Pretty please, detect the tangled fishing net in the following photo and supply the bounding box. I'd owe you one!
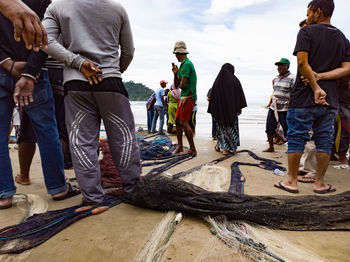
[1,133,350,259]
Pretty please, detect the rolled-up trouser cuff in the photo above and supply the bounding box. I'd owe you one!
[46,183,68,195]
[0,188,16,199]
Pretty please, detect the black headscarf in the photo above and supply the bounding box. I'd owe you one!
[207,63,247,126]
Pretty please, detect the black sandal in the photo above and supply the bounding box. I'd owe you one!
[53,183,80,201]
[0,202,12,209]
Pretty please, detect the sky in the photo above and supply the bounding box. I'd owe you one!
[117,0,350,104]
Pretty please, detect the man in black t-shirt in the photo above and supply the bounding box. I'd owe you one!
[274,0,350,195]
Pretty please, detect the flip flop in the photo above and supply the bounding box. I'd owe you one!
[274,181,299,194]
[297,175,316,183]
[313,184,336,194]
[53,183,80,201]
[0,203,12,209]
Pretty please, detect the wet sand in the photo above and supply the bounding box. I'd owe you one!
[1,135,350,262]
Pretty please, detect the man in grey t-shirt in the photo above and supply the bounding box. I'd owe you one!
[42,0,141,205]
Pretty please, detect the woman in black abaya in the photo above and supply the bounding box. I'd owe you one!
[208,63,247,155]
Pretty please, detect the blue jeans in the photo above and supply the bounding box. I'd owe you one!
[151,105,164,133]
[287,106,337,154]
[147,107,154,132]
[0,68,67,199]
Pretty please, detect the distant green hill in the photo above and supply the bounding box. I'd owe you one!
[123,81,154,101]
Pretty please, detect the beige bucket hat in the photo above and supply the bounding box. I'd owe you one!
[173,41,189,54]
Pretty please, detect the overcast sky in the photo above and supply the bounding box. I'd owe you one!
[117,0,350,104]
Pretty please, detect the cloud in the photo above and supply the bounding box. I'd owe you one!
[117,0,350,104]
[205,0,270,15]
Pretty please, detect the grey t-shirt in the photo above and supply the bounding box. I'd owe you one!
[43,0,135,84]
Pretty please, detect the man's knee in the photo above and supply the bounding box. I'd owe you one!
[287,136,307,154]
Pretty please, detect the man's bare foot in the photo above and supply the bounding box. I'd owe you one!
[276,139,287,145]
[0,197,13,209]
[263,147,274,152]
[223,150,229,155]
[181,149,197,156]
[273,137,281,144]
[338,158,349,165]
[15,174,31,185]
[173,146,184,154]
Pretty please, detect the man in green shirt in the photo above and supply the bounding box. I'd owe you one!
[171,41,197,155]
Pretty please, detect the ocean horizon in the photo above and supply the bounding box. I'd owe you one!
[127,101,269,149]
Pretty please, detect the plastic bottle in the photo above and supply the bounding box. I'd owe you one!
[273,168,285,176]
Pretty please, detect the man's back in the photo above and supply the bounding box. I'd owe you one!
[43,0,134,83]
[291,24,350,108]
[154,88,165,107]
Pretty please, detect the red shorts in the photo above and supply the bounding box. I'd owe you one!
[176,96,195,122]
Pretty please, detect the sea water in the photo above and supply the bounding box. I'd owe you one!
[125,101,269,148]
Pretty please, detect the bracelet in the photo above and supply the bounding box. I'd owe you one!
[0,57,11,65]
[9,61,15,75]
[20,73,37,81]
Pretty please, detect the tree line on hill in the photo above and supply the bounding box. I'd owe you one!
[123,81,154,101]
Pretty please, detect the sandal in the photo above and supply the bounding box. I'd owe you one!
[274,181,299,194]
[313,184,336,194]
[297,175,316,183]
[0,197,13,209]
[53,183,80,201]
[0,203,12,209]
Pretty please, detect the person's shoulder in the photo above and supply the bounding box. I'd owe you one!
[288,72,296,79]
[46,0,68,11]
[48,0,66,7]
[185,59,194,66]
[106,0,128,14]
[184,59,196,71]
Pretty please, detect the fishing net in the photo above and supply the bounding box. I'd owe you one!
[1,137,350,256]
[196,216,326,262]
[0,195,121,254]
[136,132,177,160]
[135,163,326,262]
[100,133,194,194]
[123,174,350,231]
[100,140,124,195]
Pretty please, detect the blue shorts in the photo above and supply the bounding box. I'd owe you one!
[287,107,337,154]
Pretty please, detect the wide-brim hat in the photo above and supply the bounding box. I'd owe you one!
[275,58,290,65]
[173,41,189,54]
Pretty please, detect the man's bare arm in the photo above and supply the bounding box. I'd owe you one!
[172,63,180,87]
[317,62,350,81]
[297,51,328,106]
[179,77,188,90]
[0,0,47,51]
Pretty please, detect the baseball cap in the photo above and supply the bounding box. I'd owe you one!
[160,80,168,84]
[275,58,290,65]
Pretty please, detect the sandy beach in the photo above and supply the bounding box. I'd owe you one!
[1,135,350,262]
